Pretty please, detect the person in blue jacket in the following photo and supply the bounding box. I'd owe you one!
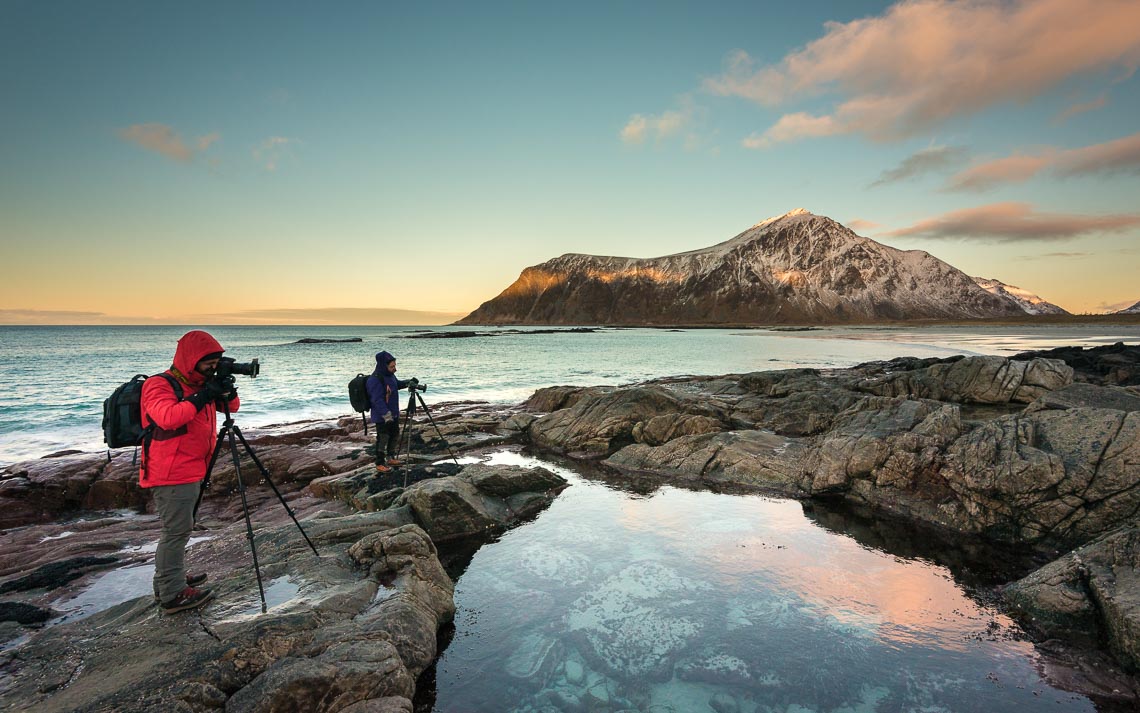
[366,350,410,472]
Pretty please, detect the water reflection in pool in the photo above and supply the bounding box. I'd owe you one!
[429,452,1095,712]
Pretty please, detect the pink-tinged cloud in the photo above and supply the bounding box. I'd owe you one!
[119,124,220,162]
[118,123,193,161]
[705,0,1140,145]
[1101,298,1140,313]
[196,132,220,151]
[1053,94,1109,124]
[253,136,299,171]
[742,112,839,148]
[845,218,881,233]
[620,111,687,144]
[885,202,1140,242]
[948,132,1140,190]
[621,98,702,146]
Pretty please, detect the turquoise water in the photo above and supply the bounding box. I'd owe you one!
[431,452,1098,713]
[1,324,1137,466]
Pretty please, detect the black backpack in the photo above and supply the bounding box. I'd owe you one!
[103,373,183,453]
[348,373,371,434]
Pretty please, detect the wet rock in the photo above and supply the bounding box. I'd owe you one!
[1011,342,1140,387]
[0,556,120,595]
[607,430,810,495]
[522,386,605,414]
[563,659,584,685]
[1005,526,1140,671]
[565,562,711,681]
[1027,382,1140,413]
[529,385,718,457]
[709,692,741,713]
[314,462,568,544]
[856,356,1073,404]
[0,513,453,713]
[463,463,564,498]
[0,452,113,529]
[676,651,754,686]
[505,632,563,691]
[0,601,53,625]
[942,408,1140,545]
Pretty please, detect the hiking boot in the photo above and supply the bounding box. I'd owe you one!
[386,457,403,467]
[375,464,392,474]
[186,572,208,587]
[161,586,214,615]
[154,573,210,602]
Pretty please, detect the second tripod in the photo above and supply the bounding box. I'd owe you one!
[394,384,460,484]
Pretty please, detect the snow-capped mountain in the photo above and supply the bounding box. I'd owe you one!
[972,277,1068,315]
[1116,300,1140,314]
[457,209,1030,325]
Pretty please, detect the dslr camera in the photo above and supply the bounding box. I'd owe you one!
[408,376,426,392]
[216,356,260,379]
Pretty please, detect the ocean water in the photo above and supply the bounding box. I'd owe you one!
[1,324,1137,467]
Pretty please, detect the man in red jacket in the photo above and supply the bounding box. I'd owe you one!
[140,330,238,614]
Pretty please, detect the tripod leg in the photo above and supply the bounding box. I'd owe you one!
[195,423,230,521]
[397,400,416,487]
[416,393,461,465]
[225,426,267,614]
[231,425,320,557]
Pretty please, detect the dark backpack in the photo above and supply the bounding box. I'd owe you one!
[348,373,371,434]
[103,373,183,452]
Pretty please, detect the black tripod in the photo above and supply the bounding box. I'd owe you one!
[396,385,460,485]
[199,398,320,614]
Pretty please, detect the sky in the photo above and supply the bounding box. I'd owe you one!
[2,0,1139,324]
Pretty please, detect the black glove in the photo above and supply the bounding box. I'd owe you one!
[218,382,237,404]
[185,389,212,411]
[186,378,231,411]
[205,377,232,401]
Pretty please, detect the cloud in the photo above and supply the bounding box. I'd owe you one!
[118,123,219,162]
[884,202,1140,242]
[742,112,840,148]
[1099,298,1140,313]
[0,309,107,324]
[202,307,464,325]
[196,133,220,151]
[118,124,193,161]
[1053,94,1109,124]
[621,99,697,145]
[704,0,1140,145]
[0,307,465,326]
[947,131,1140,191]
[253,136,299,171]
[870,145,968,187]
[845,218,881,233]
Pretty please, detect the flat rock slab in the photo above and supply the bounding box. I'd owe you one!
[0,511,453,713]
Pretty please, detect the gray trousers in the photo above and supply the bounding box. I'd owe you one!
[152,481,202,602]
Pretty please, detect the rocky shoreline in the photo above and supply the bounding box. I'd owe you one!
[0,342,1137,711]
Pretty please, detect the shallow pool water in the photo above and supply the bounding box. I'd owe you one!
[428,452,1096,713]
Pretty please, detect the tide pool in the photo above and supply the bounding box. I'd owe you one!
[427,452,1097,712]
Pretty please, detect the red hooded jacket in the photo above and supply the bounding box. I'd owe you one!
[139,330,240,488]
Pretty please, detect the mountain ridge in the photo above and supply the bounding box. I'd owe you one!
[457,210,1052,326]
